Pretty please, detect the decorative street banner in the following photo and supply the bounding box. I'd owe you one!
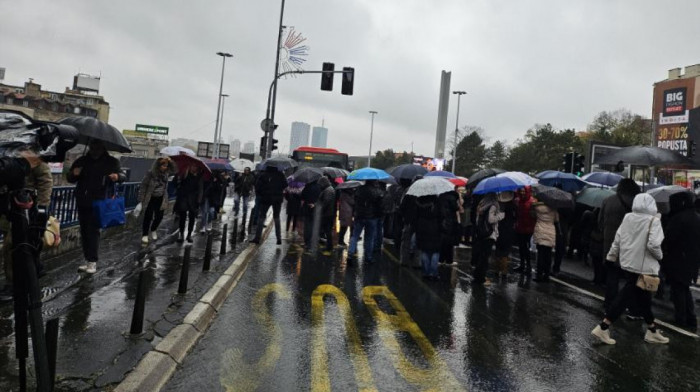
[135,124,169,135]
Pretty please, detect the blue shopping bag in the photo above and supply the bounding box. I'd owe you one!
[93,184,126,229]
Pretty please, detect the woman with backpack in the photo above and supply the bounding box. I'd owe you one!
[473,193,504,286]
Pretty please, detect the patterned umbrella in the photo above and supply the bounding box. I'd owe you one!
[406,177,455,197]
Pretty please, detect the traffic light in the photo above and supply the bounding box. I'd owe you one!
[271,137,278,151]
[562,152,573,173]
[341,67,354,96]
[689,139,697,158]
[574,153,585,176]
[321,62,334,91]
[260,135,267,157]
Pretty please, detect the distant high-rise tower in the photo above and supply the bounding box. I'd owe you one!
[290,122,310,151]
[243,141,255,154]
[434,70,451,158]
[229,138,241,158]
[311,126,328,148]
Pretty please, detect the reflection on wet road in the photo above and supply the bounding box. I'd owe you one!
[165,235,700,392]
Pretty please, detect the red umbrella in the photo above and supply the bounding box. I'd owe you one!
[449,176,468,187]
[171,154,212,180]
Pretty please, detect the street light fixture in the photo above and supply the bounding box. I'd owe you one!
[368,111,378,167]
[451,91,467,173]
[213,52,233,159]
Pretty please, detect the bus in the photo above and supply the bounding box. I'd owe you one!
[291,146,350,170]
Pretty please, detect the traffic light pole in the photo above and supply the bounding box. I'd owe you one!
[261,69,350,159]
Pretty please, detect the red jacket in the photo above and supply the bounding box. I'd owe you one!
[515,186,536,235]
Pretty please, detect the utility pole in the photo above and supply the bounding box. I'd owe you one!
[263,0,286,159]
[213,52,232,159]
[451,91,466,173]
[368,110,377,167]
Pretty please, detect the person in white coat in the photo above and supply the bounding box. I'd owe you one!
[591,193,669,345]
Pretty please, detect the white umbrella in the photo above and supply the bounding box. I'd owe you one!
[405,177,455,197]
[161,146,195,157]
[230,158,254,172]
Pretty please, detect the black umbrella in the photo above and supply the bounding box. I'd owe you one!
[321,166,349,178]
[594,145,695,167]
[532,184,575,209]
[337,180,363,190]
[58,116,132,153]
[260,157,298,171]
[389,164,428,180]
[466,168,506,188]
[292,167,324,184]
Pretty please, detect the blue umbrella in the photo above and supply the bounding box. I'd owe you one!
[536,170,587,192]
[473,172,536,195]
[581,172,623,187]
[424,170,456,178]
[347,167,391,181]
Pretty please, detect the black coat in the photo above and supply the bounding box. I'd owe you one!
[301,181,321,217]
[439,191,460,244]
[0,157,30,189]
[67,153,125,209]
[206,176,229,209]
[234,173,255,196]
[599,192,635,257]
[255,169,287,204]
[664,205,700,283]
[414,195,441,252]
[354,184,383,220]
[175,173,203,212]
[495,201,517,253]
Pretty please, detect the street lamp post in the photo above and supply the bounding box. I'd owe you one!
[218,94,229,155]
[213,52,232,159]
[368,111,377,167]
[451,91,467,173]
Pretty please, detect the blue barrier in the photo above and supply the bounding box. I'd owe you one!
[48,182,176,228]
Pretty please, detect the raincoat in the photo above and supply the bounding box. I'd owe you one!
[532,203,558,247]
[515,186,536,235]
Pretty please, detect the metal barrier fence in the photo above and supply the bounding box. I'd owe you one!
[49,181,177,228]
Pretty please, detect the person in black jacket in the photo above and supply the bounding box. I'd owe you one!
[664,191,700,331]
[348,180,383,263]
[67,140,125,274]
[318,176,336,253]
[438,190,460,265]
[301,179,322,250]
[233,167,255,215]
[251,166,287,245]
[415,195,441,280]
[175,165,204,243]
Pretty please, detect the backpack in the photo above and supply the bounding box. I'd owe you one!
[476,206,494,238]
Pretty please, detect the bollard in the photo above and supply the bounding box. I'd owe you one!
[178,246,192,294]
[231,218,238,246]
[220,224,228,254]
[45,318,59,391]
[130,269,148,334]
[203,233,213,271]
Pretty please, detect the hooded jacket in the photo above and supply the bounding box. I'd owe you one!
[607,193,664,275]
[599,179,640,258]
[532,202,558,247]
[662,191,700,282]
[139,158,176,211]
[515,186,536,235]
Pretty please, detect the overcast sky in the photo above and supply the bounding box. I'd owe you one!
[2,0,700,156]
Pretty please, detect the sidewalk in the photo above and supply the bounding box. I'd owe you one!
[0,199,257,391]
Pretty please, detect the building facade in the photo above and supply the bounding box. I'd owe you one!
[229,138,241,158]
[311,126,328,148]
[243,141,255,154]
[0,75,110,123]
[290,121,310,151]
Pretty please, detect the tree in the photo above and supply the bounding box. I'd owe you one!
[371,149,396,169]
[504,123,583,174]
[585,109,652,146]
[451,130,487,177]
[485,140,509,169]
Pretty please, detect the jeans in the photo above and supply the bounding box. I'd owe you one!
[254,201,282,241]
[473,238,494,284]
[234,193,249,215]
[605,271,654,324]
[142,196,164,236]
[78,206,100,263]
[348,218,378,261]
[200,199,215,229]
[421,251,439,277]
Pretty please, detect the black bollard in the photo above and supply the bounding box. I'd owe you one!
[220,224,228,255]
[203,233,213,271]
[231,218,238,246]
[130,269,148,334]
[45,318,59,391]
[178,246,192,294]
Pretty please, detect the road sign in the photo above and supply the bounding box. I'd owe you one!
[261,118,275,133]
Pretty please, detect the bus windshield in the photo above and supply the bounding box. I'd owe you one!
[291,147,349,170]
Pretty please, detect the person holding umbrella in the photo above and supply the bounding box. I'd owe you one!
[284,178,304,233]
[318,176,337,254]
[514,186,536,275]
[531,198,559,283]
[67,140,126,274]
[337,185,357,247]
[233,167,255,216]
[250,165,287,245]
[473,193,504,286]
[174,164,204,243]
[137,157,176,245]
[348,180,384,263]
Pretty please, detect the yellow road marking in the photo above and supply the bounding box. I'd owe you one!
[220,283,291,392]
[311,284,377,392]
[362,286,465,391]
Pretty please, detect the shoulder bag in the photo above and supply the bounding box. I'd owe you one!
[93,183,126,229]
[636,217,660,292]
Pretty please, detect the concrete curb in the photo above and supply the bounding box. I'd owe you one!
[114,215,273,392]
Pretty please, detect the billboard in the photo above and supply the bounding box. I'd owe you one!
[135,124,169,135]
[197,141,230,159]
[663,87,687,116]
[412,155,445,172]
[73,74,100,92]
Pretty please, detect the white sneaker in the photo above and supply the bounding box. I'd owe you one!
[644,329,670,344]
[85,262,97,274]
[150,231,158,241]
[591,325,616,345]
[77,263,89,272]
[206,222,213,231]
[141,236,149,244]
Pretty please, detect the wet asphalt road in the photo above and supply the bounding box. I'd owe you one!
[164,230,700,392]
